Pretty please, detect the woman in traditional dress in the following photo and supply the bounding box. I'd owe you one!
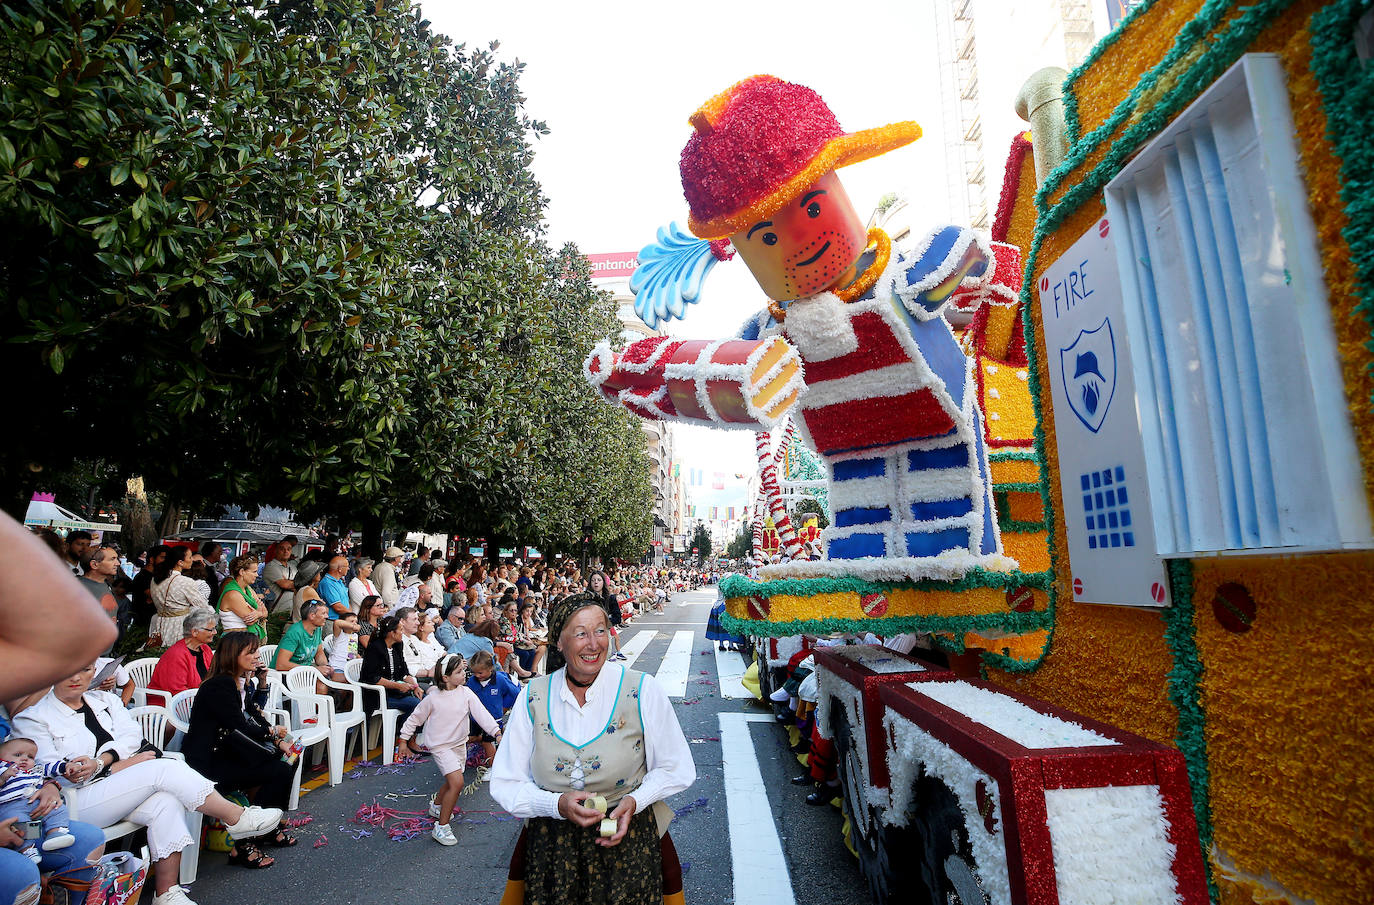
[491,593,695,905]
[705,588,745,652]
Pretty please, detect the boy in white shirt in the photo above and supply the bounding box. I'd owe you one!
[324,612,361,681]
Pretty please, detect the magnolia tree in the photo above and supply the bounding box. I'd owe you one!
[0,0,651,555]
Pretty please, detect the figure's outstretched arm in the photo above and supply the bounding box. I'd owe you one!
[584,333,804,430]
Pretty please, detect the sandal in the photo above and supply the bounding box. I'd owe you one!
[228,840,275,868]
[265,828,298,848]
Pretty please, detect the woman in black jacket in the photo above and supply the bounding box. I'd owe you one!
[358,615,424,720]
[587,570,625,661]
[183,632,298,867]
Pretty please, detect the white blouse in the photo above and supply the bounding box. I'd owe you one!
[348,577,377,610]
[490,664,695,820]
[13,690,144,778]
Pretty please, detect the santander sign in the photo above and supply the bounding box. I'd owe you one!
[585,252,640,281]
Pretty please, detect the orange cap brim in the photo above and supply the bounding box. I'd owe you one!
[687,121,922,240]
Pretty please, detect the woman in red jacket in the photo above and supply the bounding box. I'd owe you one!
[147,609,218,706]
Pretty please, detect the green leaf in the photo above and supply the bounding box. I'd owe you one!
[110,161,130,186]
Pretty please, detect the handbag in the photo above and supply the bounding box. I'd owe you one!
[221,727,277,761]
[42,851,147,905]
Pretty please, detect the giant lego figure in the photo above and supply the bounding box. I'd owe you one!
[586,75,1018,579]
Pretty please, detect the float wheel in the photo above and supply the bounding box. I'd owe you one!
[831,702,918,904]
[908,774,989,905]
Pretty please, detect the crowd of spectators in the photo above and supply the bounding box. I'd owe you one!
[3,519,715,901]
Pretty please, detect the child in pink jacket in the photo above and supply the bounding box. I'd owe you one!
[398,654,501,846]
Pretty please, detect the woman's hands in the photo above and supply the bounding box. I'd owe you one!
[597,795,635,848]
[108,751,156,774]
[556,791,604,828]
[29,782,62,818]
[63,756,100,784]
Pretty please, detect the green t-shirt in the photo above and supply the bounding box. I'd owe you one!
[280,620,324,666]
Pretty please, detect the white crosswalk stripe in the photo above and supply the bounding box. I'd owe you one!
[720,712,798,904]
[616,629,657,668]
[713,645,751,699]
[655,630,695,697]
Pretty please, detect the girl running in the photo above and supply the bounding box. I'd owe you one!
[397,654,502,846]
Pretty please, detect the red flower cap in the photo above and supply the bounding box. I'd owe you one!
[680,75,922,240]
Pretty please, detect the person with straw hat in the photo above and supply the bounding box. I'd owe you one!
[585,75,1010,576]
[490,592,695,905]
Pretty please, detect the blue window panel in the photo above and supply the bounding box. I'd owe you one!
[1086,515,1095,531]
[1118,486,1129,505]
[1092,472,1101,488]
[1098,534,1109,547]
[1110,533,1122,547]
[905,528,970,557]
[1080,473,1091,491]
[1121,510,1132,527]
[1105,489,1116,506]
[1083,495,1094,511]
[835,507,891,528]
[908,445,969,471]
[833,458,886,482]
[1095,492,1104,508]
[829,533,886,560]
[1102,469,1114,486]
[1108,511,1119,528]
[911,498,974,521]
[1115,465,1125,483]
[1123,532,1135,546]
[1089,535,1098,549]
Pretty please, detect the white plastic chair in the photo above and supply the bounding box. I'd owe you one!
[166,690,196,735]
[257,644,279,673]
[124,657,161,706]
[281,667,362,787]
[345,659,401,766]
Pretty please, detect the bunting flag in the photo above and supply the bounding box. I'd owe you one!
[709,506,718,519]
[727,506,736,519]
[672,463,680,478]
[689,468,703,486]
[712,472,725,489]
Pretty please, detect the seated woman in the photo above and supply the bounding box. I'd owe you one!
[356,595,388,651]
[358,615,425,722]
[495,601,532,680]
[13,663,283,905]
[146,609,218,709]
[215,554,267,640]
[403,611,447,683]
[148,545,212,650]
[514,602,547,677]
[183,633,300,869]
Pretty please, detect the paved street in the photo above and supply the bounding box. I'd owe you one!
[189,589,864,904]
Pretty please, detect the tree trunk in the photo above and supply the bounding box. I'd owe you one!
[487,530,507,569]
[361,513,384,560]
[155,500,181,541]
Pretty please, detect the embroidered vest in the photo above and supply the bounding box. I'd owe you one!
[526,667,673,835]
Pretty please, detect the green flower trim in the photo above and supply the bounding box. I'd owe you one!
[720,607,1053,642]
[1161,558,1218,901]
[988,448,1038,462]
[997,517,1048,534]
[1061,0,1165,144]
[719,567,1053,601]
[991,481,1042,494]
[1036,0,1291,252]
[1311,0,1374,388]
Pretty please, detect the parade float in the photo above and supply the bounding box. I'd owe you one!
[586,3,1374,898]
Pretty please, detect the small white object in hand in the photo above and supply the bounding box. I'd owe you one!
[599,818,617,838]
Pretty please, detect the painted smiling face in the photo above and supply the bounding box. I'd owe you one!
[730,170,868,302]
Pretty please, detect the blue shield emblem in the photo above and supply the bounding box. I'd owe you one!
[1059,318,1117,434]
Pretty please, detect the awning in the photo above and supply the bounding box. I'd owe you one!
[24,496,122,533]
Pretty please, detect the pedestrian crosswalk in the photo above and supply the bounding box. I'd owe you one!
[655,630,695,697]
[616,628,657,668]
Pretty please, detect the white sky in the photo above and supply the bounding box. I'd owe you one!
[420,0,1098,516]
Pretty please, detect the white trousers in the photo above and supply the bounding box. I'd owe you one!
[70,759,215,861]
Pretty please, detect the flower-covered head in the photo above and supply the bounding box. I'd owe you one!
[679,75,921,302]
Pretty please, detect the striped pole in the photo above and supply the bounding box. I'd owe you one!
[756,421,805,561]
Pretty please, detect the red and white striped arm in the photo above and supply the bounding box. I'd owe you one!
[585,333,804,430]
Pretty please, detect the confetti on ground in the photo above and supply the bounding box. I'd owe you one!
[688,737,720,743]
[681,861,691,874]
[680,697,702,705]
[699,670,710,675]
[673,797,711,818]
[312,835,328,848]
[282,814,314,828]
